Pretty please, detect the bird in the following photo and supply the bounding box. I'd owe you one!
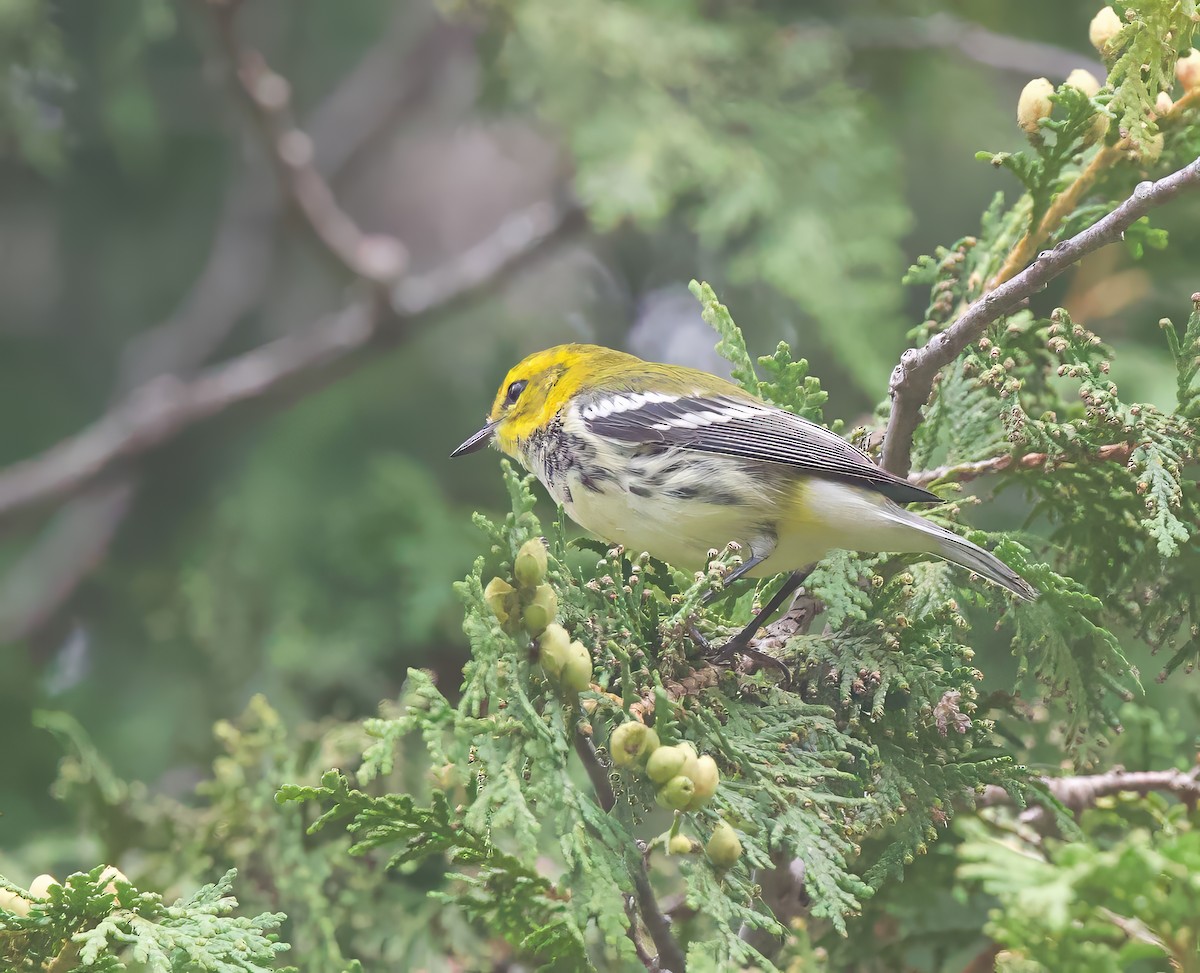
[451,343,1036,667]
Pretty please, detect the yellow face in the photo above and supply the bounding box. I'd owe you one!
[487,346,582,454]
[451,344,611,460]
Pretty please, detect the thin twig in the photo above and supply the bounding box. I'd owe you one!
[627,666,721,723]
[606,593,821,723]
[391,200,572,316]
[573,729,686,973]
[909,441,1134,488]
[987,90,1200,291]
[750,589,822,654]
[625,898,658,972]
[630,861,685,973]
[988,144,1121,290]
[574,727,617,812]
[881,153,1200,477]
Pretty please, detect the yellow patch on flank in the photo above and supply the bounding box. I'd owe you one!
[783,476,819,529]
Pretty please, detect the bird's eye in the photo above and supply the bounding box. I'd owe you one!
[505,379,528,405]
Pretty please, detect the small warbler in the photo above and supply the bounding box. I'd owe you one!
[453,344,1036,662]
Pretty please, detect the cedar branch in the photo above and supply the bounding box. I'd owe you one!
[988,89,1200,291]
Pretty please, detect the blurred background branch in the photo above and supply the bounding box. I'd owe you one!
[210,0,408,285]
[0,9,471,646]
[845,13,1105,79]
[978,765,1200,826]
[0,198,575,535]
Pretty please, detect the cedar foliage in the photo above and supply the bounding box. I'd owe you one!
[3,1,1200,971]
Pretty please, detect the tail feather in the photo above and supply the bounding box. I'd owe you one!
[798,480,1038,600]
[877,504,1037,600]
[929,526,1037,601]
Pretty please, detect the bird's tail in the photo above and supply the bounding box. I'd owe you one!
[933,528,1037,600]
[887,507,1038,601]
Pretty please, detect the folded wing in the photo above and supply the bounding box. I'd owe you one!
[579,392,938,505]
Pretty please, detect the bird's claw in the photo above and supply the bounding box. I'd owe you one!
[687,621,791,682]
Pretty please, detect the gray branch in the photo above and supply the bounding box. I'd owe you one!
[208,0,407,284]
[881,154,1200,477]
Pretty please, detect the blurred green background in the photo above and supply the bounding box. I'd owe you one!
[1,0,1197,889]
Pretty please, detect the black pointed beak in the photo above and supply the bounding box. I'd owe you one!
[450,419,499,458]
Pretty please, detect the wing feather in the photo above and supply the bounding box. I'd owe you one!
[581,393,938,504]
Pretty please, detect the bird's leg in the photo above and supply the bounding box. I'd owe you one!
[713,569,809,668]
[689,568,811,680]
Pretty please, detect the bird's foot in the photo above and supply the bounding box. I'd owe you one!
[687,620,791,682]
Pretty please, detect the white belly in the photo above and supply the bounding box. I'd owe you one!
[560,473,763,569]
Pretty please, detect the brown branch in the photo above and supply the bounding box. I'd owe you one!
[988,144,1121,290]
[574,727,617,812]
[617,591,821,721]
[909,441,1135,488]
[977,765,1200,816]
[880,153,1200,477]
[628,666,721,723]
[624,898,658,972]
[751,589,822,653]
[629,861,686,973]
[987,90,1200,292]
